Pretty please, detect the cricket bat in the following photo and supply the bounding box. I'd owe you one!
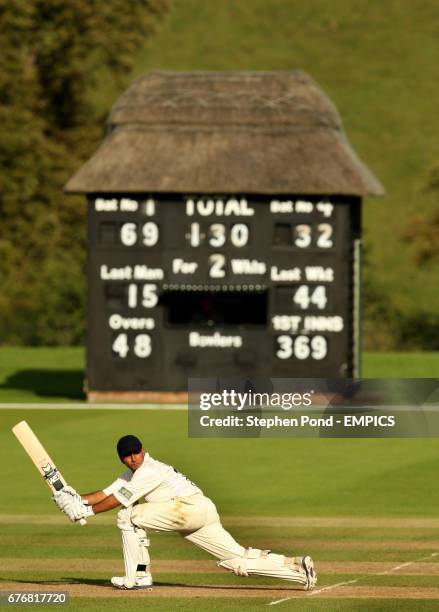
[12,420,86,525]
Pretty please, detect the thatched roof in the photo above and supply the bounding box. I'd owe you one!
[65,71,384,196]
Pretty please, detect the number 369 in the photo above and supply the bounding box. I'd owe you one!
[276,335,327,360]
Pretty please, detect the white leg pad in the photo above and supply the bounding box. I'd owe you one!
[218,548,307,585]
[120,530,140,587]
[117,508,151,587]
[136,527,151,567]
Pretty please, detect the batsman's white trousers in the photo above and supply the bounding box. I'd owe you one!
[131,492,244,559]
[130,493,308,585]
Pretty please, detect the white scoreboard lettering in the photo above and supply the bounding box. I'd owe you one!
[186,223,250,247]
[120,222,159,247]
[276,335,328,360]
[112,333,152,359]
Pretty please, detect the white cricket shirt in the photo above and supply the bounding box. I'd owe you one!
[103,453,202,507]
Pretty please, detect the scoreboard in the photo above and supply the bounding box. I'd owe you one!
[87,193,361,393]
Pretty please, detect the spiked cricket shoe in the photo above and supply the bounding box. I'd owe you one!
[111,573,153,590]
[301,556,317,590]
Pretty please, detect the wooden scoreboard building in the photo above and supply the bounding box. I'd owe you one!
[65,71,384,401]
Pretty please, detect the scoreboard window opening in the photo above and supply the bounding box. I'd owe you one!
[160,289,268,327]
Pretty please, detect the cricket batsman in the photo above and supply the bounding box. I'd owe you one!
[53,434,317,590]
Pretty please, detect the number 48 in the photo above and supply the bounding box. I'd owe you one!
[112,333,152,358]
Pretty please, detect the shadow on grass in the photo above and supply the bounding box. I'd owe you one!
[0,369,85,400]
[0,577,108,588]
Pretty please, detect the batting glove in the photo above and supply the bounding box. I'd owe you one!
[66,499,94,523]
[52,490,78,514]
[61,485,82,503]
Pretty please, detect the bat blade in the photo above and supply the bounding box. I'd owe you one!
[12,420,86,525]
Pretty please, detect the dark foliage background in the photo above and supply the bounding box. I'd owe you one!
[0,0,169,344]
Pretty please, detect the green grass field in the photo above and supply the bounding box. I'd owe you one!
[0,349,437,609]
[1,407,439,611]
[0,347,437,402]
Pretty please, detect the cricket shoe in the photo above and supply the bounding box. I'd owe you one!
[301,556,317,590]
[111,573,153,590]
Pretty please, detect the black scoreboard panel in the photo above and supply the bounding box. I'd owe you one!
[87,195,361,392]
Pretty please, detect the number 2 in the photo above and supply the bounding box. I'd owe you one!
[208,254,226,278]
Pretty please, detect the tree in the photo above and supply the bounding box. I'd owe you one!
[392,164,439,350]
[404,164,439,264]
[0,0,169,345]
